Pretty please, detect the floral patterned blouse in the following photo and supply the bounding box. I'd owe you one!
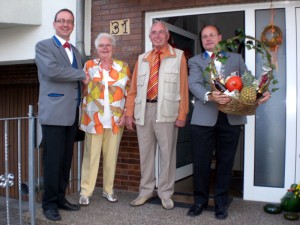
[80,58,130,134]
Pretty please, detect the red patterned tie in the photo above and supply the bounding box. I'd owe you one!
[63,42,71,50]
[211,53,215,59]
[147,51,161,100]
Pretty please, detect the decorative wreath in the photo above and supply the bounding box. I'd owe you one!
[261,24,283,49]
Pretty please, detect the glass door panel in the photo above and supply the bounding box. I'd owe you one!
[254,8,286,188]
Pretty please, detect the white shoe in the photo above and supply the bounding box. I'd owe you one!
[79,195,89,206]
[102,192,118,202]
[161,198,174,210]
[130,194,153,206]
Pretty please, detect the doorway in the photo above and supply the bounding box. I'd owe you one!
[161,22,198,181]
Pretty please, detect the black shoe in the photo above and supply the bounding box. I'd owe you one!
[187,203,208,217]
[43,209,61,221]
[215,205,228,220]
[58,200,80,211]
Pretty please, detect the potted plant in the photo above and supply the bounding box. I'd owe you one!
[281,183,300,212]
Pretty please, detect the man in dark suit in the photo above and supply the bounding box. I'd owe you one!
[35,8,89,221]
[187,25,270,220]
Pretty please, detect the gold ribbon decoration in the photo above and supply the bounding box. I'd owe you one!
[260,2,282,70]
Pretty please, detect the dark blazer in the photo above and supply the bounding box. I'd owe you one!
[188,52,247,126]
[35,37,85,126]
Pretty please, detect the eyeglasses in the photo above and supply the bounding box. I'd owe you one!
[98,44,112,48]
[55,19,74,25]
[150,30,166,36]
[201,33,218,40]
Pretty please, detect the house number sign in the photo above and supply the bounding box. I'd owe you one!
[110,19,130,35]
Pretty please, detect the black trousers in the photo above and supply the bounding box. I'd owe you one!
[191,111,241,207]
[41,109,78,210]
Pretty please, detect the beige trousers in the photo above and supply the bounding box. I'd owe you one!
[136,103,178,199]
[80,128,123,197]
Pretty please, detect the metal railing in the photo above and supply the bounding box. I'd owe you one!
[0,105,83,225]
[1,114,29,225]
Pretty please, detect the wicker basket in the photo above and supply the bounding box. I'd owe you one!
[210,83,259,116]
[217,98,258,116]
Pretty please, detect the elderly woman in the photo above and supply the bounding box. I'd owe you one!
[79,33,130,205]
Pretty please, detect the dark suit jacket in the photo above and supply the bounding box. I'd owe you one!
[188,52,247,126]
[35,36,85,126]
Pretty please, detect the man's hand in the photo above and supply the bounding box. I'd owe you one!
[208,91,231,105]
[82,71,90,85]
[258,91,271,105]
[175,119,186,127]
[115,114,125,127]
[125,116,136,131]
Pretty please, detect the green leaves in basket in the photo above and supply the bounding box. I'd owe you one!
[270,80,279,93]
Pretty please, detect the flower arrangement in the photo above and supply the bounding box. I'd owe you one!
[291,184,300,198]
[205,29,278,116]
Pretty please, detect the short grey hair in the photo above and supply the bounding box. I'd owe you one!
[150,21,169,33]
[94,32,116,49]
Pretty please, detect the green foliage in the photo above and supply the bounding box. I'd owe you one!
[242,71,255,86]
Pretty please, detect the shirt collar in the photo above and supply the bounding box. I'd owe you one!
[153,45,168,55]
[153,44,176,57]
[55,34,69,46]
[204,51,227,59]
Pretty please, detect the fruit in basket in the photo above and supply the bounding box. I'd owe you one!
[256,73,269,100]
[213,78,227,92]
[240,71,257,103]
[225,76,243,92]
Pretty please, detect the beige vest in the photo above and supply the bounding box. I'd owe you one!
[134,46,183,126]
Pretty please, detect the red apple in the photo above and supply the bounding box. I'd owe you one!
[225,76,243,92]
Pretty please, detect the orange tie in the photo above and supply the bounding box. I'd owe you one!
[147,51,161,100]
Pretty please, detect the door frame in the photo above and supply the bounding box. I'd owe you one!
[296,7,300,184]
[145,1,299,202]
[160,21,197,181]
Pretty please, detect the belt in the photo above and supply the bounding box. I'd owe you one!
[146,99,157,103]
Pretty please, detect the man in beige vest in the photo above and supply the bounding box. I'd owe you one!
[125,21,189,210]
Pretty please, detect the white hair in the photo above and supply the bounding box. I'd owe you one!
[150,21,169,33]
[94,32,116,48]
